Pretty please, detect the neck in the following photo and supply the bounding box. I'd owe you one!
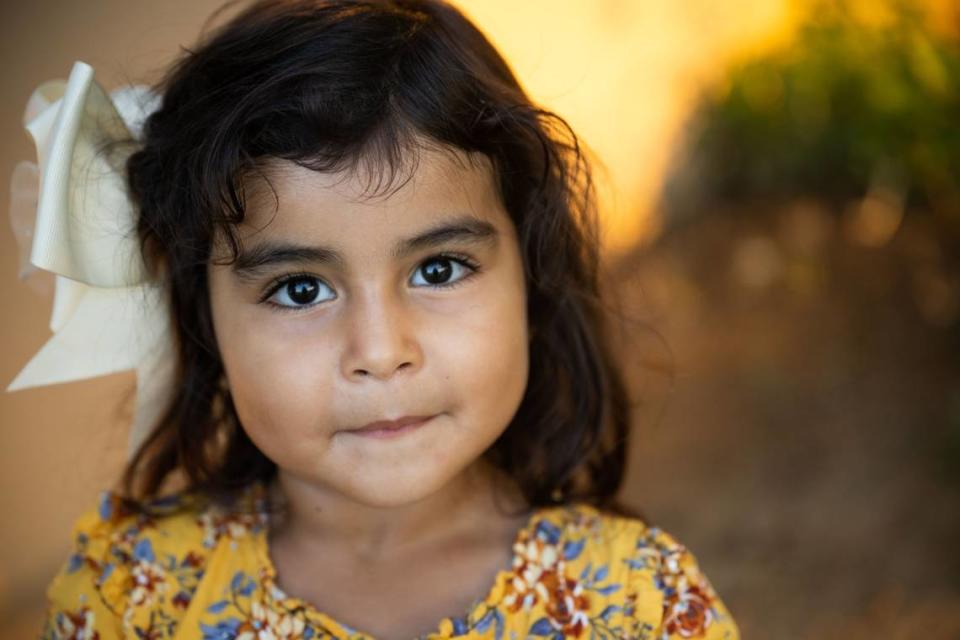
[265,459,528,564]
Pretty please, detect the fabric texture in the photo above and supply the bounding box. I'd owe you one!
[7,60,174,458]
[40,482,739,640]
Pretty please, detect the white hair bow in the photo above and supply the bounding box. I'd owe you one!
[6,61,175,460]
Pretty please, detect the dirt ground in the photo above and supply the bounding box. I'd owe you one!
[612,203,960,638]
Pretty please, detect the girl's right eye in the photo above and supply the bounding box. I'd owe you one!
[262,275,335,310]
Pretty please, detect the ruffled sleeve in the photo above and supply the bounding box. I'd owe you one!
[39,488,207,640]
[627,524,741,639]
[40,496,129,639]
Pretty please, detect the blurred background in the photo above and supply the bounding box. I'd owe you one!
[2,0,959,637]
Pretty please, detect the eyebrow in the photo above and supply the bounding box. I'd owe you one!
[231,215,499,282]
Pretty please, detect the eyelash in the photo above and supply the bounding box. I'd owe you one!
[258,252,482,312]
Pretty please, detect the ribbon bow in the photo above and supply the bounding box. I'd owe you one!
[6,61,175,459]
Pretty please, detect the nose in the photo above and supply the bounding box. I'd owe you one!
[341,286,422,381]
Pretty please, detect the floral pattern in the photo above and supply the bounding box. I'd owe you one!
[48,605,99,640]
[624,527,736,640]
[41,482,739,640]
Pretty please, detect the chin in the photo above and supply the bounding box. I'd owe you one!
[336,466,460,509]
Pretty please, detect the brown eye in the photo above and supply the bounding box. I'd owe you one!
[411,255,476,288]
[420,258,453,284]
[267,275,334,309]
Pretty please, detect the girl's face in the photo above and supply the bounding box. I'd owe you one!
[207,146,530,507]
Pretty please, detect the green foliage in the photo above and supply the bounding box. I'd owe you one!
[666,0,960,240]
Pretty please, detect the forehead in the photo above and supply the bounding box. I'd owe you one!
[236,145,505,242]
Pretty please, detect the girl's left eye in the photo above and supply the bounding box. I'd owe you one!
[410,254,479,288]
[260,254,479,312]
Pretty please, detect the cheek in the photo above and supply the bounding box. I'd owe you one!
[210,292,338,456]
[433,277,530,431]
[226,338,335,429]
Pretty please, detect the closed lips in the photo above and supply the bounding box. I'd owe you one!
[352,415,433,432]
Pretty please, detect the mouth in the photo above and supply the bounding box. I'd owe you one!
[344,415,436,439]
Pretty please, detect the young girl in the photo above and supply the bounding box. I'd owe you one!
[22,1,740,638]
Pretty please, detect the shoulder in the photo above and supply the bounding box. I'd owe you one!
[519,502,740,640]
[41,483,266,639]
[625,519,740,639]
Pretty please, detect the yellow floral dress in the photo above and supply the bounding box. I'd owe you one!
[41,481,740,640]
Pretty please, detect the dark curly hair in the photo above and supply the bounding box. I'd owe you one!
[120,0,640,519]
